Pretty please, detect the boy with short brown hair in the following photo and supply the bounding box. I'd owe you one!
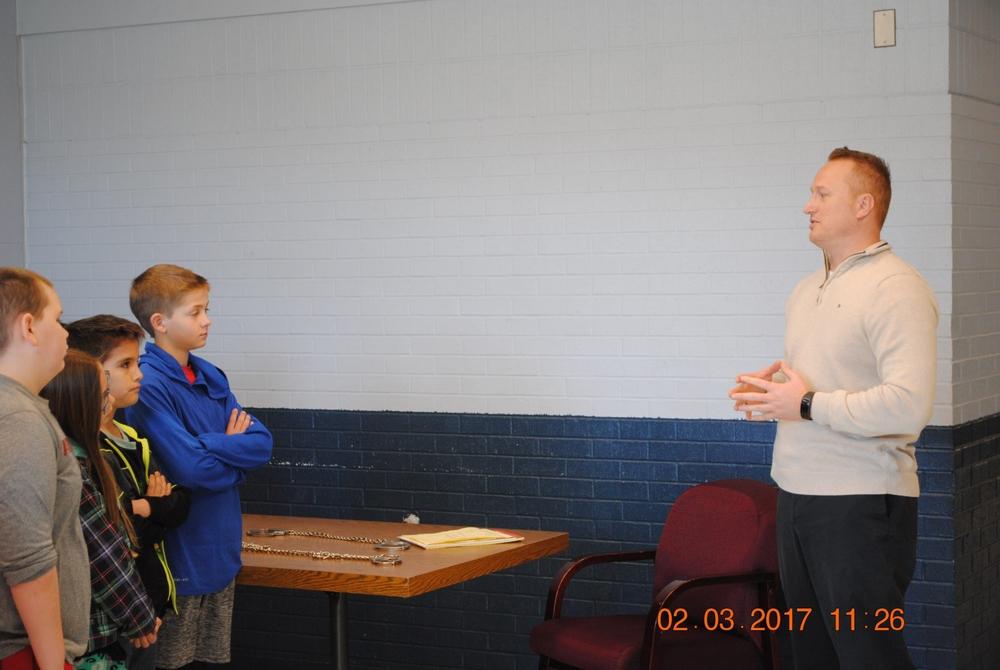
[0,267,88,670]
[124,265,272,669]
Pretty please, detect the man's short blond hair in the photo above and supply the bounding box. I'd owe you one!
[827,146,892,228]
[130,264,210,336]
[0,267,54,353]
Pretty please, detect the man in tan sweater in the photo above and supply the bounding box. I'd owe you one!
[731,148,938,669]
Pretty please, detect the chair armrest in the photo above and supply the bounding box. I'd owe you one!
[653,571,777,612]
[640,571,778,670]
[544,549,656,620]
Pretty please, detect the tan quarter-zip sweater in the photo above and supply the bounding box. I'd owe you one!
[771,241,939,497]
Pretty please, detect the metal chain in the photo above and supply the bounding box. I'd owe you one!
[283,529,391,544]
[241,541,376,562]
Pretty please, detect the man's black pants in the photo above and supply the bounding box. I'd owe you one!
[776,490,918,670]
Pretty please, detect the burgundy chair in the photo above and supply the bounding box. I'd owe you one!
[530,479,779,670]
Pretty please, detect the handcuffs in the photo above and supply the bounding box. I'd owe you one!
[244,528,409,565]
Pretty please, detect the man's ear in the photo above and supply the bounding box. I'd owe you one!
[18,312,39,346]
[855,193,875,221]
[149,312,167,335]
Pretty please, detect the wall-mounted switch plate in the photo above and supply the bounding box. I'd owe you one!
[874,9,896,47]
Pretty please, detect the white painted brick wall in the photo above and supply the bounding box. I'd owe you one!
[950,0,1000,424]
[21,0,958,422]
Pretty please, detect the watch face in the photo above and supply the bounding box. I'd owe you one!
[800,392,814,420]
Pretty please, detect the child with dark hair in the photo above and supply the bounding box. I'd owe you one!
[41,350,159,669]
[67,316,190,669]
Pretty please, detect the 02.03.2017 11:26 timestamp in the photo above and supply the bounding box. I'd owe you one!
[656,607,906,632]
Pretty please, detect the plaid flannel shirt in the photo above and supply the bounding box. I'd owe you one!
[76,450,156,651]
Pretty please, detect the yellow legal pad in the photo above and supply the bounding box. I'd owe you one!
[399,527,525,550]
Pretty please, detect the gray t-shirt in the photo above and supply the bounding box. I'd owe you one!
[0,374,89,662]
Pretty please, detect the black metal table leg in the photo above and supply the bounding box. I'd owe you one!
[328,592,348,669]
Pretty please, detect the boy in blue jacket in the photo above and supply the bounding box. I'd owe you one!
[123,264,272,670]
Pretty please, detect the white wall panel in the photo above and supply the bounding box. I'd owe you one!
[21,0,957,422]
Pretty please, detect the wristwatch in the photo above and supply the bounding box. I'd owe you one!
[800,391,816,421]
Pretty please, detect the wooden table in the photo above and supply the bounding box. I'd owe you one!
[237,514,569,669]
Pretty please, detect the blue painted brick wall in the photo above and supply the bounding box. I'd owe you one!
[953,413,1000,670]
[232,410,969,670]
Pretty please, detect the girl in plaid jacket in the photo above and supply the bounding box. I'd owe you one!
[42,351,158,669]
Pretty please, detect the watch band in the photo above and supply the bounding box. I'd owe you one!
[800,391,816,421]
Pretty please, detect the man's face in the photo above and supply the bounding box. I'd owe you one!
[34,284,69,381]
[803,160,862,250]
[103,339,143,409]
[160,287,211,352]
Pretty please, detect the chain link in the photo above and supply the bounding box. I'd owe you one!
[283,529,391,544]
[242,540,376,562]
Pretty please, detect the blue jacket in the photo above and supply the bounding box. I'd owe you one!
[124,342,272,595]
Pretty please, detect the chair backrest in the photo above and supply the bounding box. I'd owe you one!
[652,479,778,619]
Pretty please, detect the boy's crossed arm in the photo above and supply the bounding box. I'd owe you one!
[207,397,272,470]
[127,384,272,492]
